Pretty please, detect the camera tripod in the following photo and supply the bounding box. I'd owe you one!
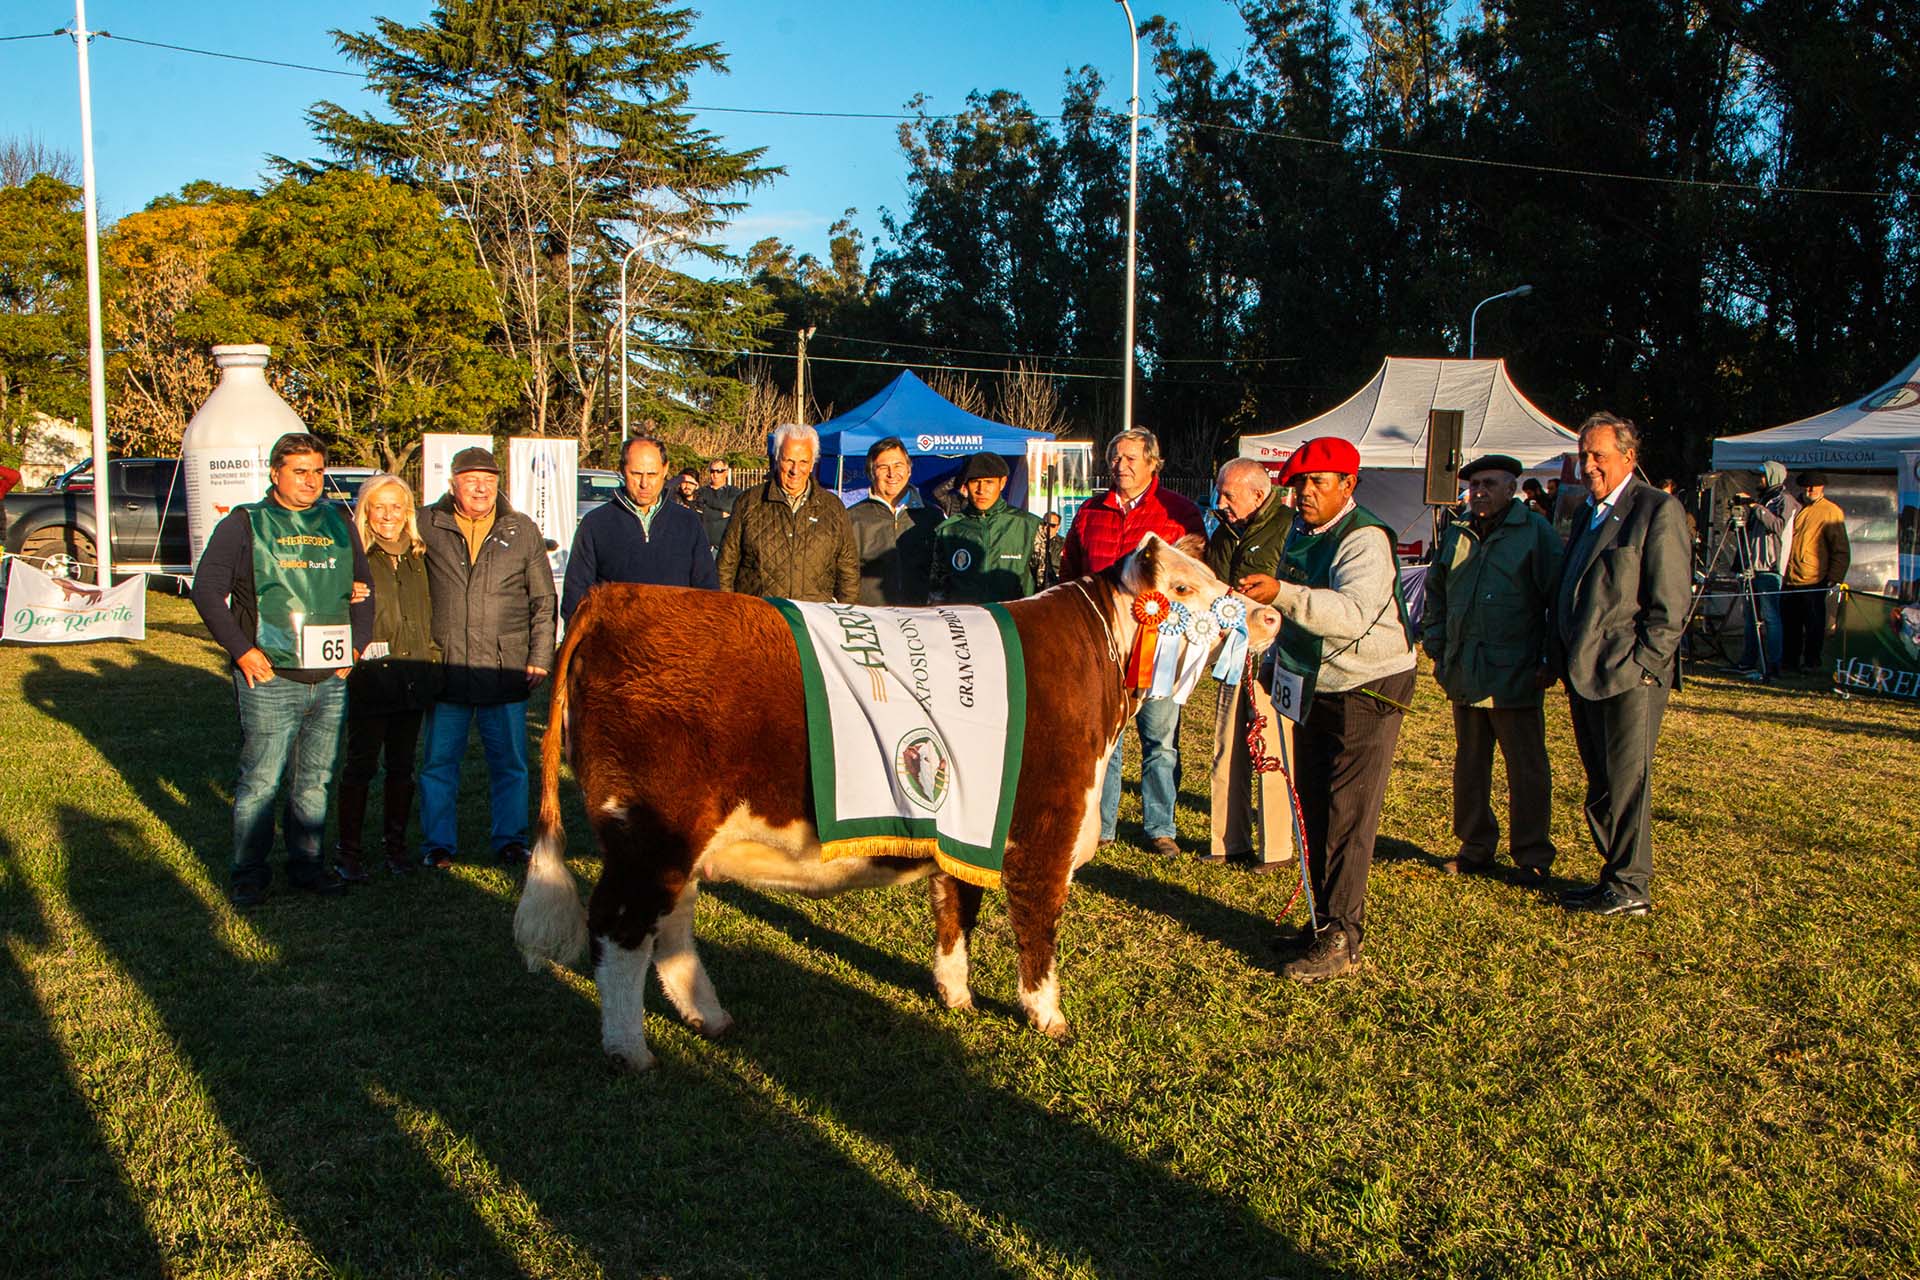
[1683,503,1769,676]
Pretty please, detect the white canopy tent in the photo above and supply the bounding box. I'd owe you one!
[1238,357,1577,549]
[1710,351,1920,471]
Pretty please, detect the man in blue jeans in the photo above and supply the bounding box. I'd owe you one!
[191,432,374,907]
[418,447,557,867]
[1737,459,1799,682]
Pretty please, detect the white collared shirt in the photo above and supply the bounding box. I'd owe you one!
[1588,474,1633,530]
[1307,497,1357,535]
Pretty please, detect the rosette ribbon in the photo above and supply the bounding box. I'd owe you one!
[1209,594,1250,684]
[1126,590,1170,690]
[1149,601,1192,698]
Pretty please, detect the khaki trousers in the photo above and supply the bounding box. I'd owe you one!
[1209,674,1297,864]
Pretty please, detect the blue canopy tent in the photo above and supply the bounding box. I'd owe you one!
[802,370,1054,508]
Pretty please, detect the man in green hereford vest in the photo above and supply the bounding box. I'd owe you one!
[1260,436,1416,981]
[929,452,1044,604]
[191,432,374,907]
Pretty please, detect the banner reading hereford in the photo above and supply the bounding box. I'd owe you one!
[1834,588,1920,702]
[772,599,1026,887]
[4,559,146,644]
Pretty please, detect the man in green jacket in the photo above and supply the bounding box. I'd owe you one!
[1420,453,1564,884]
[1204,458,1296,870]
[928,453,1043,604]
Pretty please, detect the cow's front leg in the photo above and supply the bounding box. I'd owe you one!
[928,873,984,1011]
[1005,862,1072,1039]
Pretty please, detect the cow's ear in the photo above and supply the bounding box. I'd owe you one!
[1173,533,1206,560]
[1120,534,1161,593]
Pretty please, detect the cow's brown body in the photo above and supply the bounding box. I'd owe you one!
[514,536,1279,1069]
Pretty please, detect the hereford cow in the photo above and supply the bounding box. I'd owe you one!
[514,532,1281,1070]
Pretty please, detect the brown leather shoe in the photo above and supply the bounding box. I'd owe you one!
[1284,929,1358,982]
[1150,836,1182,858]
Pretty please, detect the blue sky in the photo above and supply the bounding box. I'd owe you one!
[2,1,1256,262]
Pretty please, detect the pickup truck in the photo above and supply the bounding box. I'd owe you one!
[2,458,376,579]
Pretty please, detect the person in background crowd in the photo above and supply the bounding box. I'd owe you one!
[1420,454,1563,887]
[1781,471,1851,673]
[418,447,557,869]
[1737,459,1800,682]
[847,436,938,605]
[1263,437,1417,981]
[929,452,1044,603]
[1521,478,1550,517]
[1203,457,1295,872]
[1549,413,1690,918]
[696,458,741,558]
[674,469,701,509]
[1658,478,1700,549]
[337,474,440,882]
[1061,427,1207,857]
[1036,511,1065,586]
[717,423,859,603]
[191,432,373,907]
[562,436,716,622]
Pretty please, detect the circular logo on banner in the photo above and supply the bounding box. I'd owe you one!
[895,728,952,812]
[917,434,935,450]
[1862,382,1920,412]
[951,547,973,572]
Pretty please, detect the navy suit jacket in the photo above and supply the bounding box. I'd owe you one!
[1548,475,1692,700]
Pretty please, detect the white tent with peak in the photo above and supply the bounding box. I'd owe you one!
[1238,356,1577,548]
[1710,351,1920,471]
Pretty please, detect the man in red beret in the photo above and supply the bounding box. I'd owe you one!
[1241,436,1416,981]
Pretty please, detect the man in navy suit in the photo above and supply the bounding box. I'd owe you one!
[1547,413,1692,917]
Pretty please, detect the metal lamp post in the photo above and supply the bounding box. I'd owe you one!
[618,230,684,445]
[1116,0,1140,435]
[1467,284,1533,360]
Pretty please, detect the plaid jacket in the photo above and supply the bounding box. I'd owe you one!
[1060,476,1207,579]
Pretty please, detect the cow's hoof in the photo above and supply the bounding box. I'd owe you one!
[605,1045,656,1073]
[689,1012,735,1040]
[937,987,974,1012]
[1031,1016,1073,1042]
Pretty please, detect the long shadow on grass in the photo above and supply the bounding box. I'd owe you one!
[1075,862,1287,979]
[0,833,169,1278]
[1673,700,1916,742]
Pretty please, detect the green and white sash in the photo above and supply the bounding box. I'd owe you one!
[246,497,355,669]
[772,600,1026,887]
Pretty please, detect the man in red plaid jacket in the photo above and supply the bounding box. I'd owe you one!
[1061,428,1207,855]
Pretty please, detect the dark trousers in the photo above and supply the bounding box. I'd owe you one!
[1779,587,1828,671]
[1296,668,1414,951]
[1451,702,1556,869]
[337,709,424,859]
[1566,682,1668,900]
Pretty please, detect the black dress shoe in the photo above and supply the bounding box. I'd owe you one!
[1565,886,1652,917]
[496,842,531,867]
[1513,864,1550,889]
[1442,855,1497,877]
[1560,881,1608,905]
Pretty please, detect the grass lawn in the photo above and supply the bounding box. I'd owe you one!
[1,590,1915,1278]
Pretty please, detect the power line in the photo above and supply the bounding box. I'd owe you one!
[78,28,1899,200]
[763,324,1299,367]
[1,30,63,41]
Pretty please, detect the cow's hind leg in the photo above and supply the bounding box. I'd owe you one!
[587,841,681,1072]
[652,881,733,1038]
[594,931,657,1072]
[929,873,985,1011]
[1006,864,1072,1039]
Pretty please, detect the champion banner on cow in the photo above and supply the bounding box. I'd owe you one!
[4,558,146,644]
[1834,588,1920,702]
[772,599,1026,888]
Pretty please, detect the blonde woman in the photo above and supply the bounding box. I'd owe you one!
[336,474,441,880]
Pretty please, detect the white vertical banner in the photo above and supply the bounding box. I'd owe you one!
[421,433,495,507]
[509,436,579,581]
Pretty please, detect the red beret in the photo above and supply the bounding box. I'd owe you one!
[1277,436,1360,483]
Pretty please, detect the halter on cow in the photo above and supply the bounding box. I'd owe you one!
[514,532,1281,1070]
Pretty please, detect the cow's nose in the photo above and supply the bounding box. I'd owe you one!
[1250,606,1281,637]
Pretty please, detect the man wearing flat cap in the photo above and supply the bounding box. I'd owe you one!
[1780,471,1850,673]
[419,445,557,869]
[1253,436,1416,981]
[929,451,1044,603]
[1420,453,1563,886]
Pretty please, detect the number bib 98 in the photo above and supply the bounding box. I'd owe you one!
[1271,666,1306,723]
[300,624,353,669]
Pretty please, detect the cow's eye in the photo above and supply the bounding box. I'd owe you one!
[1173,583,1192,596]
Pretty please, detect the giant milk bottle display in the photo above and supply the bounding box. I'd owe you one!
[182,344,307,568]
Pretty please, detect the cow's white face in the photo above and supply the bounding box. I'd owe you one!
[1118,533,1282,655]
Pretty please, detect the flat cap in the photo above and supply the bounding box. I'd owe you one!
[1458,453,1524,481]
[450,446,499,475]
[958,452,1009,482]
[1278,436,1361,483]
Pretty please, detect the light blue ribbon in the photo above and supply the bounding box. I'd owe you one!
[1210,595,1249,684]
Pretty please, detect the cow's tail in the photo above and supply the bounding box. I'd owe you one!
[513,602,591,973]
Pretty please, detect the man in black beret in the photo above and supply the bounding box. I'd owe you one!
[1420,452,1564,885]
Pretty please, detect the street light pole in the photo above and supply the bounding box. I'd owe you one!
[618,230,681,445]
[1467,283,1533,360]
[71,0,113,586]
[1117,0,1140,436]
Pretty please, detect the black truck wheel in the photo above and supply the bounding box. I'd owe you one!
[18,527,97,580]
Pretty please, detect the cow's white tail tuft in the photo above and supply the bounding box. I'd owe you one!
[514,828,587,971]
[513,595,592,972]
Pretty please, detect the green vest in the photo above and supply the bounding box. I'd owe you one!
[1273,503,1412,700]
[931,500,1042,603]
[246,496,355,669]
